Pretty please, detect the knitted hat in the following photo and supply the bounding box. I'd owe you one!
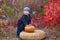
[24,7,30,12]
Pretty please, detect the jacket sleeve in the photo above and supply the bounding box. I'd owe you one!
[22,16,28,26]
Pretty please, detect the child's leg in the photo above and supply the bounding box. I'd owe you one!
[16,25,24,37]
[16,28,22,37]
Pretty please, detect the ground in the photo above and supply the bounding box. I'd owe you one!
[0,27,60,40]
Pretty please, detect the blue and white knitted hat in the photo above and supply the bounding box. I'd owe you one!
[24,7,30,12]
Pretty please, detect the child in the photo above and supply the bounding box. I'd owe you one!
[16,7,31,37]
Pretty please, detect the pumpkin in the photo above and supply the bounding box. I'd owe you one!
[24,25,35,33]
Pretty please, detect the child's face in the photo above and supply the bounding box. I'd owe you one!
[24,11,30,15]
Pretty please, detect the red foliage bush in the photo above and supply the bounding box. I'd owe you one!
[31,1,60,29]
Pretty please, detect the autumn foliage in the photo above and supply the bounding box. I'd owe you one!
[31,0,60,29]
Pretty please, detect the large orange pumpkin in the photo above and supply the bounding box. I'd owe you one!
[24,25,35,33]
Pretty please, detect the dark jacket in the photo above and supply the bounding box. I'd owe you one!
[17,14,31,30]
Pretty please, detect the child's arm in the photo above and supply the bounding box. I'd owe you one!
[22,16,28,26]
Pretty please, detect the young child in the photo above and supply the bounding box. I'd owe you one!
[16,7,31,37]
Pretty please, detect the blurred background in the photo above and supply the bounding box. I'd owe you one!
[0,0,60,40]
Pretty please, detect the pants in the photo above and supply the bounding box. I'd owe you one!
[16,24,24,37]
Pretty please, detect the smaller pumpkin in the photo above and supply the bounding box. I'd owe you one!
[24,25,35,33]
